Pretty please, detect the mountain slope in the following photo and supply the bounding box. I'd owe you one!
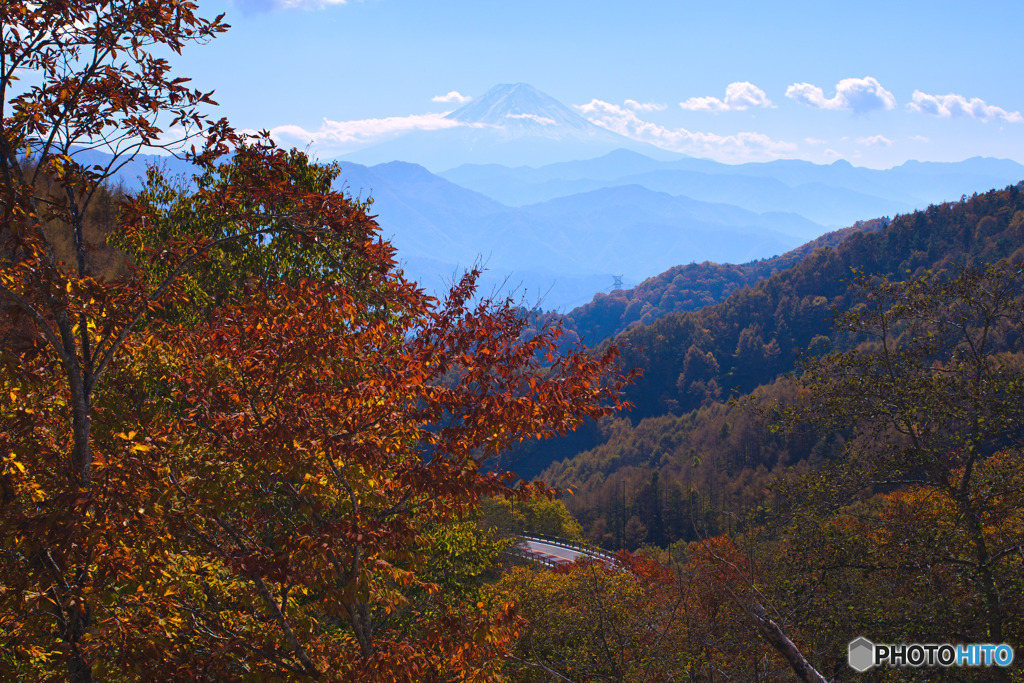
[502,182,1024,482]
[338,84,674,171]
[558,218,888,344]
[532,183,1024,551]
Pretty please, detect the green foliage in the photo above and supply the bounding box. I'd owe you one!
[109,148,385,325]
[773,262,1024,663]
[481,496,584,541]
[520,184,1024,555]
[421,518,512,596]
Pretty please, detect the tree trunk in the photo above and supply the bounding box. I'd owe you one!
[741,598,828,683]
[70,390,92,488]
[67,608,93,683]
[964,505,1008,682]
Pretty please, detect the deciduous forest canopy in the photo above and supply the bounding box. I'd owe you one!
[3,1,1024,682]
[0,1,627,679]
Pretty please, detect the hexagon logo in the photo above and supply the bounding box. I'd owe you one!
[848,637,875,672]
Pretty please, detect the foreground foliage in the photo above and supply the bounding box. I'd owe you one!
[0,1,630,679]
[768,261,1024,680]
[2,143,630,681]
[492,541,819,682]
[501,262,1024,682]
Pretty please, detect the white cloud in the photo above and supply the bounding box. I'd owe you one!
[231,0,348,12]
[624,99,667,112]
[680,82,774,112]
[786,76,896,114]
[283,0,348,6]
[823,148,843,160]
[268,112,469,156]
[804,137,827,145]
[506,113,556,125]
[858,135,892,147]
[432,90,471,104]
[909,135,931,143]
[907,91,1022,123]
[575,99,796,162]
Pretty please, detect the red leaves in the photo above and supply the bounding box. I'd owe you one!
[142,244,632,675]
[3,36,634,670]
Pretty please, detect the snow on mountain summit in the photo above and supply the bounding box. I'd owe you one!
[446,83,598,136]
[339,83,669,169]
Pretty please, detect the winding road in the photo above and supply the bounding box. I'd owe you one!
[514,535,617,569]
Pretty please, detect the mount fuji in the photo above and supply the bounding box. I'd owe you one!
[339,83,674,171]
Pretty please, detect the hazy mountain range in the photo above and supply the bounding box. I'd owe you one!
[339,83,672,170]
[332,84,1024,309]
[83,83,1024,311]
[336,160,813,310]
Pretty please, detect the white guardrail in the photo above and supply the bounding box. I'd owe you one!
[511,533,619,569]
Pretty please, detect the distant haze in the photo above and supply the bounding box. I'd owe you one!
[95,83,1024,311]
[339,83,673,170]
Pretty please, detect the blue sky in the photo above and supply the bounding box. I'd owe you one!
[174,0,1024,169]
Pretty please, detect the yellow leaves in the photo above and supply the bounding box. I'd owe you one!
[115,430,152,452]
[4,452,27,476]
[2,451,45,503]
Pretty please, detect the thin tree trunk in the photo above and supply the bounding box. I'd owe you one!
[739,598,828,683]
[964,506,1008,682]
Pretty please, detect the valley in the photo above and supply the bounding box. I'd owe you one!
[6,3,1024,673]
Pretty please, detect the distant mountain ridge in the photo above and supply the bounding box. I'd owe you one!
[336,159,813,310]
[440,148,1024,227]
[338,84,673,170]
[334,145,1022,310]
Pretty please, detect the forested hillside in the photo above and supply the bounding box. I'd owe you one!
[532,183,1024,551]
[615,184,1024,420]
[559,218,888,344]
[500,246,1024,681]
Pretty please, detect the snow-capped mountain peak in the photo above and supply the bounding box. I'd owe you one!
[340,83,667,168]
[446,83,602,136]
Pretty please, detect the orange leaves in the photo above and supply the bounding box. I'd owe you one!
[1,77,633,676]
[139,258,633,676]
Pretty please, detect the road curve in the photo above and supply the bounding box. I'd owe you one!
[518,539,588,566]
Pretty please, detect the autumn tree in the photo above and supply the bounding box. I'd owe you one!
[0,2,237,678]
[493,544,822,682]
[491,555,691,681]
[1,1,633,679]
[775,261,1024,679]
[126,235,628,678]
